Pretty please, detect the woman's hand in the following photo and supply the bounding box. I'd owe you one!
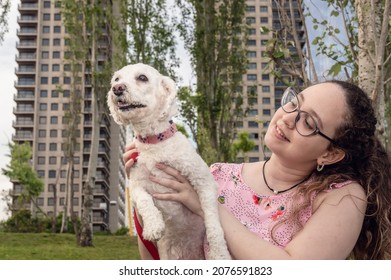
[150,163,204,218]
[123,141,139,178]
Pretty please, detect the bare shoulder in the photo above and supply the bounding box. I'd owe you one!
[314,181,367,213]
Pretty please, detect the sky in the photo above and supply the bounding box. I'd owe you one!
[0,1,336,221]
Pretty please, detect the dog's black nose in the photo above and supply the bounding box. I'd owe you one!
[112,84,126,96]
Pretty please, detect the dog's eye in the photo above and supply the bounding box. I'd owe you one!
[115,77,119,82]
[137,75,148,82]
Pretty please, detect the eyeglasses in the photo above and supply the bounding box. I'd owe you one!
[280,87,337,144]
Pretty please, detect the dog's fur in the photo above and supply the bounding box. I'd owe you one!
[107,63,231,259]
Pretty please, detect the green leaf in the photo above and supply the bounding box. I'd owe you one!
[330,10,340,17]
[328,63,342,77]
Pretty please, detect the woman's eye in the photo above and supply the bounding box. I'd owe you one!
[137,74,148,82]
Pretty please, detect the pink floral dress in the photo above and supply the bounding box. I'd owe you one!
[211,163,353,247]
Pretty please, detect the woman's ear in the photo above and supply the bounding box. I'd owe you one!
[317,148,346,166]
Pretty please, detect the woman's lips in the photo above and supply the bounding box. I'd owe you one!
[275,126,290,142]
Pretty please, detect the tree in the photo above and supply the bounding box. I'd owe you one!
[265,0,390,146]
[0,0,10,44]
[61,0,128,246]
[124,0,179,77]
[176,0,248,165]
[1,142,44,215]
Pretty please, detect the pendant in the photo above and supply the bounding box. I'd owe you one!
[273,190,279,195]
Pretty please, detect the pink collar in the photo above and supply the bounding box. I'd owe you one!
[136,120,178,144]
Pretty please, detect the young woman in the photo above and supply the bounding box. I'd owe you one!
[124,80,391,260]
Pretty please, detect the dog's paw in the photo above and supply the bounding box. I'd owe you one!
[143,220,165,241]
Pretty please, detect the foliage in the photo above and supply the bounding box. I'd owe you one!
[175,0,248,165]
[232,132,256,161]
[0,210,79,234]
[0,232,140,260]
[1,142,44,209]
[0,0,10,44]
[114,226,130,236]
[124,0,179,78]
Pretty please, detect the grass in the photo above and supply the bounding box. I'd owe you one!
[0,232,141,260]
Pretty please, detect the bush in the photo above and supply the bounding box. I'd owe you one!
[115,226,129,236]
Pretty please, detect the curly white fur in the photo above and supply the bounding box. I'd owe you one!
[107,63,231,260]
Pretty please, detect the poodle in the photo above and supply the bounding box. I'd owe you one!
[107,63,231,260]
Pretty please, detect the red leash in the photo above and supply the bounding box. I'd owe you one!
[133,210,160,260]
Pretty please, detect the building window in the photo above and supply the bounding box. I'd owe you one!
[40,103,47,111]
[39,117,47,124]
[37,198,44,206]
[37,157,45,164]
[50,116,58,124]
[260,6,268,12]
[44,1,51,8]
[247,28,256,35]
[48,198,55,206]
[42,26,50,33]
[48,184,55,192]
[249,157,259,163]
[40,90,48,97]
[49,143,57,151]
[54,13,61,21]
[64,77,71,84]
[247,63,257,69]
[37,170,45,178]
[49,170,56,178]
[50,129,57,138]
[38,130,46,137]
[43,13,50,20]
[262,85,270,92]
[262,74,270,81]
[246,39,256,46]
[248,121,259,128]
[53,51,60,59]
[248,97,258,105]
[248,109,258,116]
[64,64,71,71]
[261,62,268,69]
[53,26,61,33]
[247,51,256,58]
[41,64,48,71]
[52,64,60,71]
[260,17,268,23]
[51,77,59,84]
[246,6,255,12]
[247,74,257,81]
[261,39,268,46]
[51,103,59,111]
[246,17,256,24]
[42,51,49,59]
[51,90,59,98]
[63,90,70,98]
[262,97,271,104]
[49,156,57,164]
[40,77,48,84]
[38,143,46,151]
[53,38,61,46]
[263,109,271,116]
[42,39,49,46]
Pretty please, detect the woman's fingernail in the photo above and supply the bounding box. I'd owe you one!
[129,152,139,162]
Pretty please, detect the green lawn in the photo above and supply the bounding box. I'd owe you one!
[0,232,141,260]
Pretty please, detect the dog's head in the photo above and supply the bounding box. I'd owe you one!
[107,63,177,126]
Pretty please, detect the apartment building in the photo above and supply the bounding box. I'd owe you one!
[12,0,127,233]
[238,0,305,162]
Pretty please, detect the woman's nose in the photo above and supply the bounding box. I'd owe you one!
[281,110,297,129]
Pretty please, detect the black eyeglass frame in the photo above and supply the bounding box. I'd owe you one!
[281,87,337,145]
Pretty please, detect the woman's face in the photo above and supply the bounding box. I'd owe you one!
[264,82,347,163]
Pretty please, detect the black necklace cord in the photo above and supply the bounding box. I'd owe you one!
[262,159,310,195]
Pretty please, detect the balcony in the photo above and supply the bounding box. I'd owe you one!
[15,67,36,75]
[12,131,33,141]
[18,3,38,11]
[12,120,34,128]
[16,40,37,49]
[17,15,38,24]
[14,93,35,101]
[15,53,36,62]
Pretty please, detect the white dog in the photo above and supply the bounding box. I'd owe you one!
[107,63,231,259]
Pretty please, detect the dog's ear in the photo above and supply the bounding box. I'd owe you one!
[159,76,178,120]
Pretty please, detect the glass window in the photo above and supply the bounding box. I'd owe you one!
[40,77,48,84]
[53,26,61,33]
[44,1,51,8]
[53,51,60,59]
[42,26,50,33]
[51,77,59,84]
[51,103,59,111]
[54,13,61,20]
[43,13,50,21]
[39,103,47,111]
[42,38,49,46]
[50,116,58,124]
[41,64,48,71]
[53,38,61,46]
[50,129,57,137]
[38,157,45,164]
[51,90,59,98]
[263,109,271,116]
[52,64,60,71]
[39,117,47,124]
[247,74,257,81]
[38,130,46,137]
[49,143,57,151]
[42,51,49,59]
[40,90,48,97]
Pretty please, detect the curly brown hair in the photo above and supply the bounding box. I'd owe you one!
[276,80,391,259]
